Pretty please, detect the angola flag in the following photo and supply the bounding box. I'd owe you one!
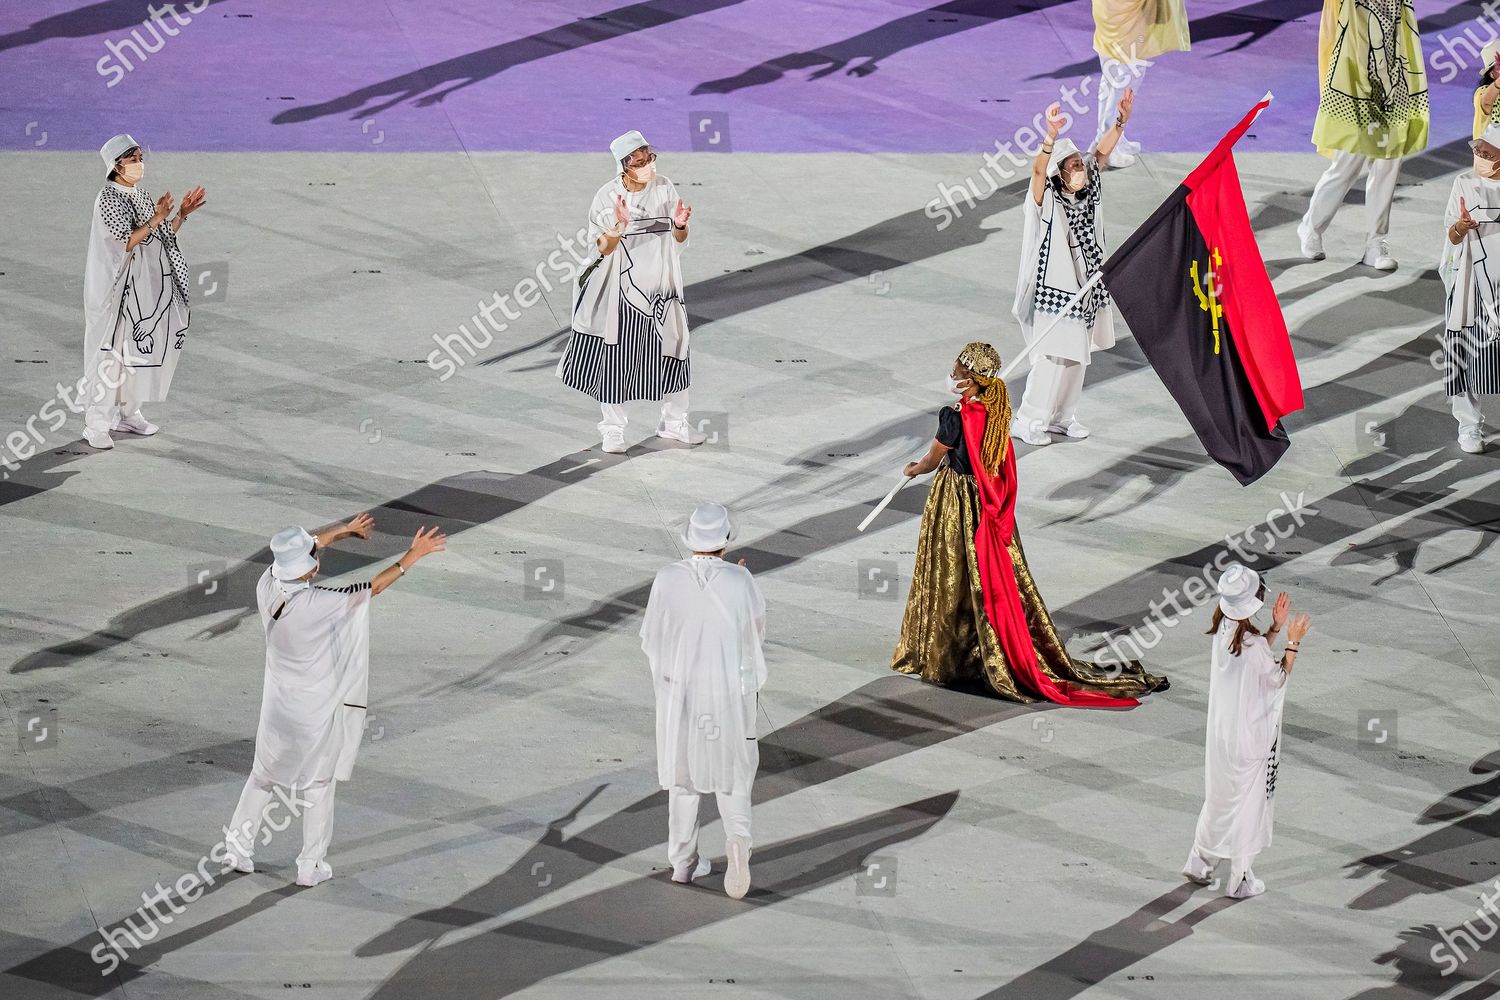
[1101,94,1304,485]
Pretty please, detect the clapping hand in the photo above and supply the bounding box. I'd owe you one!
[1459,196,1480,234]
[151,192,175,226]
[613,195,631,230]
[1270,592,1290,631]
[177,186,207,220]
[673,198,692,228]
[1286,612,1312,643]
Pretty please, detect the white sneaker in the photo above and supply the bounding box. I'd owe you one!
[1046,419,1090,440]
[671,855,712,885]
[1181,848,1216,886]
[1104,148,1137,170]
[1361,240,1398,271]
[1459,427,1485,454]
[657,423,707,446]
[1011,422,1051,447]
[1225,870,1265,898]
[223,851,254,874]
[295,861,333,887]
[1297,222,1326,261]
[83,428,114,450]
[112,413,158,436]
[724,834,751,900]
[600,427,627,454]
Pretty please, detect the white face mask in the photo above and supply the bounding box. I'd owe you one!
[118,160,144,183]
[946,375,971,396]
[1062,167,1086,192]
[627,160,656,185]
[1477,153,1499,179]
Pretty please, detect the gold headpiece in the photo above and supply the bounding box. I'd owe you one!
[953,341,1011,473]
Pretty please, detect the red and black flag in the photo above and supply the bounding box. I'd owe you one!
[1101,94,1304,485]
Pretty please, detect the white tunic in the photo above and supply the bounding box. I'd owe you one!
[83,182,191,406]
[251,569,371,788]
[1012,160,1116,365]
[570,173,690,358]
[1438,170,1500,396]
[640,556,767,796]
[1192,619,1287,861]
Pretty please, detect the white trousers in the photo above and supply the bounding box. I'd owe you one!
[1095,57,1148,147]
[1452,391,1494,432]
[599,389,690,433]
[224,773,338,869]
[83,382,144,435]
[667,786,752,874]
[1301,151,1401,248]
[1016,355,1087,430]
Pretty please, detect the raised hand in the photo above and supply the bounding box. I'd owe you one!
[613,195,630,229]
[1287,612,1312,643]
[1118,88,1135,126]
[177,186,207,219]
[673,198,692,228]
[1044,101,1067,139]
[409,525,448,561]
[345,512,375,540]
[1271,592,1290,631]
[152,192,175,225]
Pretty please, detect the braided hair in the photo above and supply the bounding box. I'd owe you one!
[955,341,1012,474]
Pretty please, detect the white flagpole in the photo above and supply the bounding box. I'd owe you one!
[998,270,1106,382]
[857,471,917,533]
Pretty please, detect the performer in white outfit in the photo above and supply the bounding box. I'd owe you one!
[82,134,206,450]
[1091,0,1188,166]
[222,514,446,886]
[1012,99,1131,447]
[640,502,767,899]
[1299,0,1427,270]
[561,130,704,454]
[1439,122,1500,455]
[1183,564,1311,899]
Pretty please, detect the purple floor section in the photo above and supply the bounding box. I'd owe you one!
[0,0,1488,154]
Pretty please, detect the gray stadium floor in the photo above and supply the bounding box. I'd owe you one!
[2,147,1498,999]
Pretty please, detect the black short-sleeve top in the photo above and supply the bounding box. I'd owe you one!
[935,405,973,475]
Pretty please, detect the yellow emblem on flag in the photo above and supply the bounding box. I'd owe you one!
[1190,247,1224,354]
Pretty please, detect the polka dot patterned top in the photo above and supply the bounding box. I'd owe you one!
[99,182,192,305]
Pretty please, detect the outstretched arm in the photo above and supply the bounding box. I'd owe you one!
[371,525,447,596]
[1096,89,1133,163]
[316,512,374,550]
[1032,103,1066,206]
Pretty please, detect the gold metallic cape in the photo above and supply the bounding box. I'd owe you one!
[892,466,1167,702]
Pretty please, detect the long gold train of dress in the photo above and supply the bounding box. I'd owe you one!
[892,466,1168,703]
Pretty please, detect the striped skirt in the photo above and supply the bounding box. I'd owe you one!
[1444,325,1500,396]
[561,296,691,404]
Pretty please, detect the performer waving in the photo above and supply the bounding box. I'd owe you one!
[891,342,1168,706]
[1439,123,1500,455]
[1011,99,1130,447]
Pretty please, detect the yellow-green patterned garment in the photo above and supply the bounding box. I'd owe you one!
[1311,0,1428,159]
[892,466,1168,703]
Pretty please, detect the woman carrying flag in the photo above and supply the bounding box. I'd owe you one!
[890,342,1168,706]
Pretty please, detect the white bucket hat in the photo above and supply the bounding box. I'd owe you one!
[99,133,140,173]
[610,129,649,165]
[1481,121,1500,150]
[682,502,734,552]
[1484,38,1500,71]
[1047,137,1083,178]
[1216,562,1264,620]
[270,526,318,581]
